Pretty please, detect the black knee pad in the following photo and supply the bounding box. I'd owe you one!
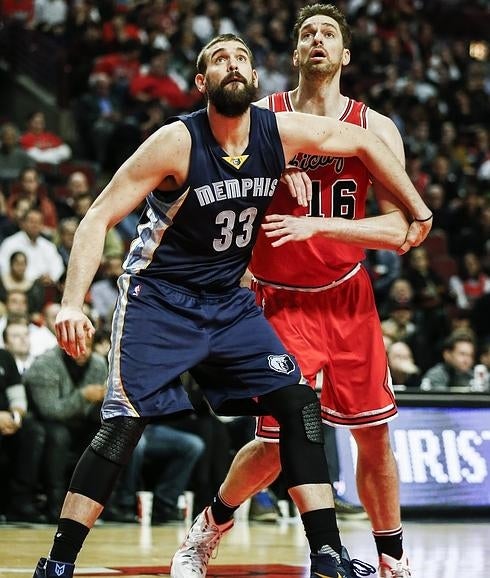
[69,417,148,505]
[261,385,330,489]
[263,384,323,443]
[90,416,148,465]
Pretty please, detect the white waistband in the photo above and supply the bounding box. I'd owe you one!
[253,262,361,293]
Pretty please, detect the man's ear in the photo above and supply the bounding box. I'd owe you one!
[252,69,258,88]
[195,73,206,93]
[342,48,351,66]
[292,49,299,68]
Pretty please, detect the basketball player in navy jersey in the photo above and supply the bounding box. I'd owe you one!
[172,7,422,578]
[33,33,431,578]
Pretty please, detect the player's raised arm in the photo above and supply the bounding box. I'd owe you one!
[276,111,432,239]
[56,122,191,357]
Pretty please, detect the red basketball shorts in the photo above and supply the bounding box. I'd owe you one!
[254,266,397,440]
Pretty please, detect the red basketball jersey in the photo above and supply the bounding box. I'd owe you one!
[250,92,371,288]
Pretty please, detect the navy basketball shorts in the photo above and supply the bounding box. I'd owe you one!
[101,274,301,420]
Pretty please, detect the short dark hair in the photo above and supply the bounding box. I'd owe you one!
[196,34,254,74]
[293,3,351,49]
[443,333,475,352]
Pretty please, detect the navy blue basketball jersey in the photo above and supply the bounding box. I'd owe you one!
[124,106,285,290]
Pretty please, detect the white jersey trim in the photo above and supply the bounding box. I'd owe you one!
[252,262,361,293]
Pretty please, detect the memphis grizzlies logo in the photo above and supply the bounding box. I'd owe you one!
[268,354,295,374]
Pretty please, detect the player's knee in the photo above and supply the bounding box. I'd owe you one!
[69,417,148,505]
[262,385,322,444]
[91,416,148,465]
[353,422,391,451]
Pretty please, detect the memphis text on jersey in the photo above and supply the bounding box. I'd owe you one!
[195,177,279,207]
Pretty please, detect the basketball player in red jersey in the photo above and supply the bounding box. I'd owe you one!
[173,5,423,578]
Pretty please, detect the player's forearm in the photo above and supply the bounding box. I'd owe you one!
[315,211,409,250]
[61,212,108,309]
[358,135,430,220]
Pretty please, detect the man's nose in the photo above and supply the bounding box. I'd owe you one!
[228,58,239,71]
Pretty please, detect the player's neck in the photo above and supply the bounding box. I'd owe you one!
[207,106,251,156]
[290,79,348,119]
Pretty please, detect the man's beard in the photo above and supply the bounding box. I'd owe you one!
[207,73,258,117]
[302,57,342,81]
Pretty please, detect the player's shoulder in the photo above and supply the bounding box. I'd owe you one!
[150,117,192,151]
[366,107,400,137]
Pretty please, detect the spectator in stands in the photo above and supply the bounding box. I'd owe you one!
[256,52,288,99]
[0,208,65,287]
[177,373,255,517]
[0,291,57,356]
[405,153,430,196]
[430,153,463,206]
[447,187,485,256]
[19,111,71,166]
[53,170,93,221]
[387,341,421,389]
[56,218,79,269]
[404,120,437,166]
[0,197,32,244]
[92,38,142,92]
[365,249,402,304]
[0,251,45,315]
[3,319,35,374]
[75,72,122,168]
[404,246,449,319]
[129,49,201,114]
[112,421,205,524]
[424,183,451,233]
[449,251,490,310]
[101,11,142,52]
[0,344,46,523]
[378,277,414,319]
[191,1,237,44]
[421,333,475,391]
[381,300,417,345]
[6,167,58,235]
[24,336,106,522]
[0,122,34,186]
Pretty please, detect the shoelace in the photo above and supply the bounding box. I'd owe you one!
[388,562,411,578]
[347,558,377,577]
[178,521,224,570]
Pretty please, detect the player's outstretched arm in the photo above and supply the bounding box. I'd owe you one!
[276,111,432,241]
[262,210,409,250]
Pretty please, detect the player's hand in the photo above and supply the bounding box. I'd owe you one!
[280,165,311,207]
[262,214,317,247]
[405,217,433,248]
[55,306,95,359]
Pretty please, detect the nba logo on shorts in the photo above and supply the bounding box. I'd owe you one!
[268,354,295,374]
[132,284,141,297]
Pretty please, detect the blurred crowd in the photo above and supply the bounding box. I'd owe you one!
[0,0,489,524]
